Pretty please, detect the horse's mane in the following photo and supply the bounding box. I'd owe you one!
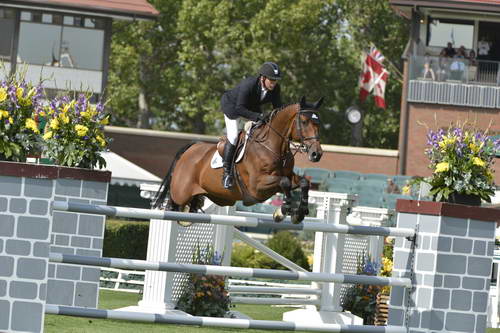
[267,102,297,122]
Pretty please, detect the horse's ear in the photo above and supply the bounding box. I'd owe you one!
[299,96,306,107]
[314,97,324,109]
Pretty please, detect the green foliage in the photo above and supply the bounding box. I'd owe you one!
[0,78,44,161]
[103,220,149,260]
[108,0,409,148]
[176,243,230,317]
[43,94,110,169]
[231,231,310,271]
[341,254,381,324]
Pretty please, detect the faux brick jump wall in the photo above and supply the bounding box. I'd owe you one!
[389,201,500,333]
[0,162,110,333]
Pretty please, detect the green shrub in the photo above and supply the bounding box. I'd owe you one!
[103,220,149,260]
[176,243,231,317]
[231,231,310,271]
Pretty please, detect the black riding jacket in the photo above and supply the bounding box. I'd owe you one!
[221,75,282,121]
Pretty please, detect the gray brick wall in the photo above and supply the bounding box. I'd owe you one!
[389,211,495,332]
[0,175,51,332]
[47,179,108,309]
[0,168,109,332]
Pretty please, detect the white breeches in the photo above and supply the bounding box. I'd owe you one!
[224,115,240,145]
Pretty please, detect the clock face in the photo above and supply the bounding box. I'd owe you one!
[346,107,362,124]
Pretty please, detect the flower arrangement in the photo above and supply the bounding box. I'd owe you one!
[422,123,499,203]
[176,243,231,317]
[42,94,110,169]
[0,79,44,161]
[341,253,381,324]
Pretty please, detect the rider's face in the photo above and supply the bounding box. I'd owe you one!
[263,77,277,91]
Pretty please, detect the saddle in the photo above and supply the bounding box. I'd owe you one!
[213,121,258,167]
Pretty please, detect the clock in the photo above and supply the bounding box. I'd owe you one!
[346,106,362,124]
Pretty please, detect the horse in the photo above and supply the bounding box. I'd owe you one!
[153,96,324,224]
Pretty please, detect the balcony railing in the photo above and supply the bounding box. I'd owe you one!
[408,55,500,109]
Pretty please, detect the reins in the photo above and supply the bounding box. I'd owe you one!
[251,105,320,161]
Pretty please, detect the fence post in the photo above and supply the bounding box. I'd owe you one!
[389,200,499,332]
[283,192,362,324]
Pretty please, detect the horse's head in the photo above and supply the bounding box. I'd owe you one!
[293,96,324,162]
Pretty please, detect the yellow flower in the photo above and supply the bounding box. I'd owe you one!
[439,137,456,149]
[50,118,60,130]
[100,116,109,125]
[39,110,46,117]
[0,110,9,119]
[472,157,486,167]
[43,131,53,140]
[26,87,36,99]
[75,124,89,137]
[25,118,39,134]
[469,143,479,153]
[96,135,106,147]
[59,113,70,124]
[0,88,7,102]
[402,185,411,195]
[16,87,24,99]
[435,162,449,173]
[8,117,13,124]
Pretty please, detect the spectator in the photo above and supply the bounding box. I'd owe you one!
[468,49,478,66]
[422,53,436,80]
[385,178,401,194]
[442,42,456,58]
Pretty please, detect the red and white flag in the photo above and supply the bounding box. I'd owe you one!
[359,46,389,109]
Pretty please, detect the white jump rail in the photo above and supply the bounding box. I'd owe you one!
[45,304,407,333]
[52,201,415,238]
[49,253,412,287]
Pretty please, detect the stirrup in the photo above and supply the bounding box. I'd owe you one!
[223,174,233,189]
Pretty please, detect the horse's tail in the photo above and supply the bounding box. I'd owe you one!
[152,142,197,209]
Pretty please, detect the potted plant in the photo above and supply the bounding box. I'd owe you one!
[0,79,44,161]
[42,94,110,169]
[418,123,499,205]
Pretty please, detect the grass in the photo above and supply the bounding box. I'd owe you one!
[44,290,306,333]
[44,290,500,332]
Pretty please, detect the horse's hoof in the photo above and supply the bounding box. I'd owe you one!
[273,208,285,223]
[177,220,193,227]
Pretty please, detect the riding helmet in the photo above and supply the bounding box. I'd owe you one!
[259,62,282,80]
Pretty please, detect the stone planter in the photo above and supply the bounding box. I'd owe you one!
[0,161,110,332]
[388,199,500,333]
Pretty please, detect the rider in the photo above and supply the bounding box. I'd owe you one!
[220,61,283,189]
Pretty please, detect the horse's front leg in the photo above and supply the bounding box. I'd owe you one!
[296,177,310,222]
[286,174,309,224]
[272,177,293,223]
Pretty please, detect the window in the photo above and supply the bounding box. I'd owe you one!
[0,8,15,61]
[427,18,474,49]
[17,10,105,71]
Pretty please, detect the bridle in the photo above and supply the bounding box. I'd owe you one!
[295,109,320,153]
[254,106,320,159]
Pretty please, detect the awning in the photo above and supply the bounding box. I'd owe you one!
[3,0,159,20]
[99,151,162,186]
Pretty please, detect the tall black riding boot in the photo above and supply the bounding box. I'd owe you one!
[222,142,236,189]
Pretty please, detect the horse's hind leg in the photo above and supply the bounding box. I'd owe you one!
[273,177,293,223]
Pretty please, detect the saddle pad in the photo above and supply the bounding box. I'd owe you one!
[210,134,248,169]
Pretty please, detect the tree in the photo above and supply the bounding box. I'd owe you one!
[107,0,408,148]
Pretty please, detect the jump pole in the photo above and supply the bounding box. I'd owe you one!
[52,201,415,238]
[49,253,412,287]
[45,304,407,333]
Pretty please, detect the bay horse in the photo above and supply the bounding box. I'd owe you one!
[153,96,324,224]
